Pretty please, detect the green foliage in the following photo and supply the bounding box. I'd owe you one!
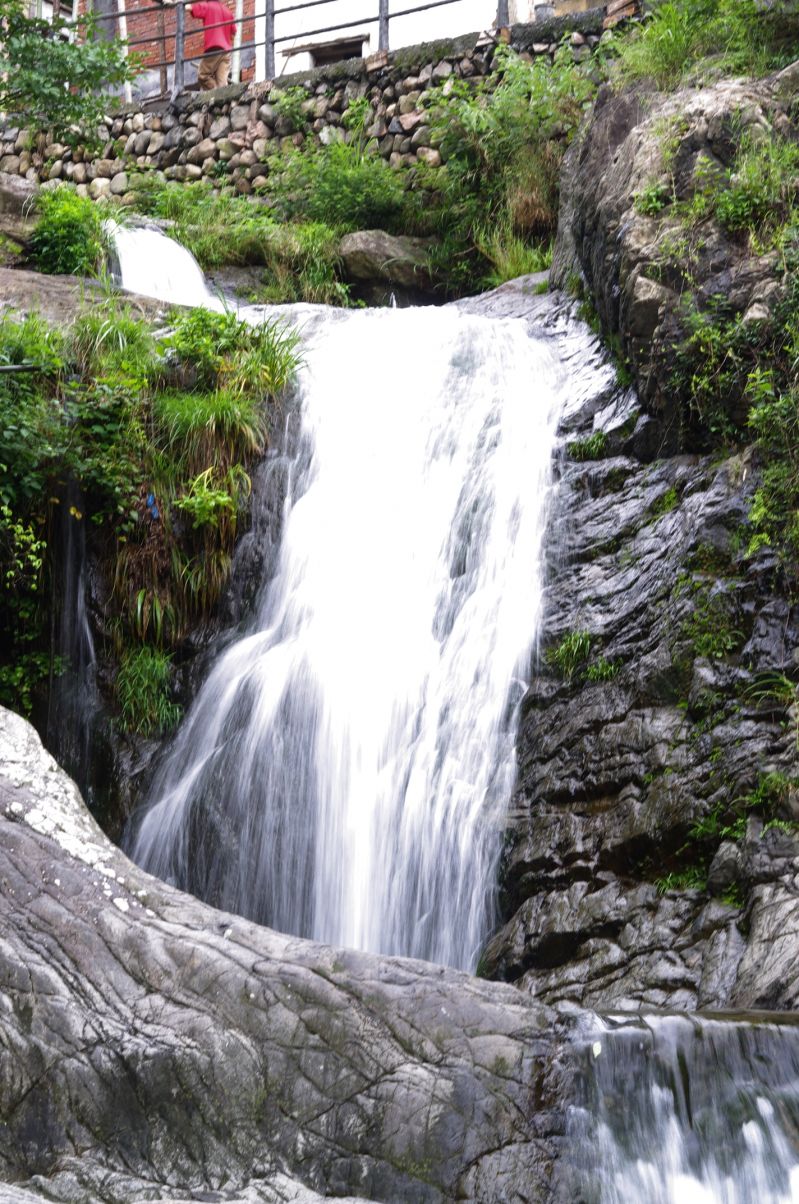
[0,0,138,145]
[690,771,796,843]
[70,307,156,377]
[128,180,351,304]
[650,485,679,518]
[635,182,671,216]
[163,306,299,404]
[0,301,301,718]
[745,361,799,575]
[29,186,108,277]
[680,583,744,660]
[270,139,405,232]
[612,0,799,89]
[475,226,552,288]
[655,866,707,894]
[0,503,47,715]
[0,313,65,511]
[173,467,238,530]
[272,85,310,131]
[547,630,592,680]
[567,431,608,461]
[585,656,620,682]
[116,646,181,736]
[417,42,599,292]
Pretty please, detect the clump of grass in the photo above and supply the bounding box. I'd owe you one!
[116,645,181,735]
[70,308,156,377]
[547,629,592,679]
[475,223,552,287]
[612,0,799,89]
[586,656,620,682]
[567,431,608,461]
[154,388,268,473]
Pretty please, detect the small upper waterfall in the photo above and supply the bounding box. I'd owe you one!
[564,1011,799,1204]
[126,302,565,970]
[107,220,223,309]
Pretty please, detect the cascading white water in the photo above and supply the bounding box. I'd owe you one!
[565,1012,799,1204]
[127,303,564,969]
[107,220,223,309]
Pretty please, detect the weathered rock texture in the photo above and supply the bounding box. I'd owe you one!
[0,260,163,327]
[551,70,799,447]
[0,16,604,199]
[0,706,566,1203]
[471,259,799,1007]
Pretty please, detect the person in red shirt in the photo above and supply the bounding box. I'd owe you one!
[187,0,235,91]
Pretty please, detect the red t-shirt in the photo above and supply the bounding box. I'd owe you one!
[191,1,235,52]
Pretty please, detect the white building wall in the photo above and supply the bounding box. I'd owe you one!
[257,0,533,79]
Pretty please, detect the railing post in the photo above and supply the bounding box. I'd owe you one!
[266,0,275,78]
[378,0,388,52]
[172,0,185,99]
[495,0,509,26]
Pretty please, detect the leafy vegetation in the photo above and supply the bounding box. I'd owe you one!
[611,0,799,89]
[567,431,608,461]
[269,139,405,232]
[690,771,796,844]
[418,42,599,292]
[116,646,181,736]
[29,187,110,277]
[0,304,299,721]
[0,0,137,145]
[128,178,351,305]
[680,582,744,660]
[547,630,592,680]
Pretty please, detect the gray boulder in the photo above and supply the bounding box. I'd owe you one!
[339,229,435,291]
[0,706,561,1203]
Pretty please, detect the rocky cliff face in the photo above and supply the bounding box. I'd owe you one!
[482,69,799,1011]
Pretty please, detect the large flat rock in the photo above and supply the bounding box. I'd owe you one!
[0,706,563,1203]
[0,265,164,326]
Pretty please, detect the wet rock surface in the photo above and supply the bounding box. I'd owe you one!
[462,279,799,1013]
[0,706,566,1204]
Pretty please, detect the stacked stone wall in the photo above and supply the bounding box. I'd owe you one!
[0,13,604,201]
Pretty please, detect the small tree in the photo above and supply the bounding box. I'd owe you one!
[0,0,138,145]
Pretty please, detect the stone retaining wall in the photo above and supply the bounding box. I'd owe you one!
[0,13,605,201]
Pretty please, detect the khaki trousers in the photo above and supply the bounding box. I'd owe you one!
[198,51,230,91]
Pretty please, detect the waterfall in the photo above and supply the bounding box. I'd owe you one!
[107,220,223,310]
[126,303,565,970]
[564,1012,799,1204]
[46,481,102,809]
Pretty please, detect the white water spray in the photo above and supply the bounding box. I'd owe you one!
[128,302,564,969]
[108,220,223,309]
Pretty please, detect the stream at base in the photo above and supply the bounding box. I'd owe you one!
[563,1011,799,1204]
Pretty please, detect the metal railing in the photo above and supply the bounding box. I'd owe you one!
[70,0,506,99]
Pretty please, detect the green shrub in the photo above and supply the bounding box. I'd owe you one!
[475,224,552,287]
[116,645,181,735]
[613,0,799,88]
[0,313,66,511]
[29,185,108,276]
[681,584,744,660]
[634,182,671,215]
[271,139,405,232]
[154,388,268,472]
[70,308,156,377]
